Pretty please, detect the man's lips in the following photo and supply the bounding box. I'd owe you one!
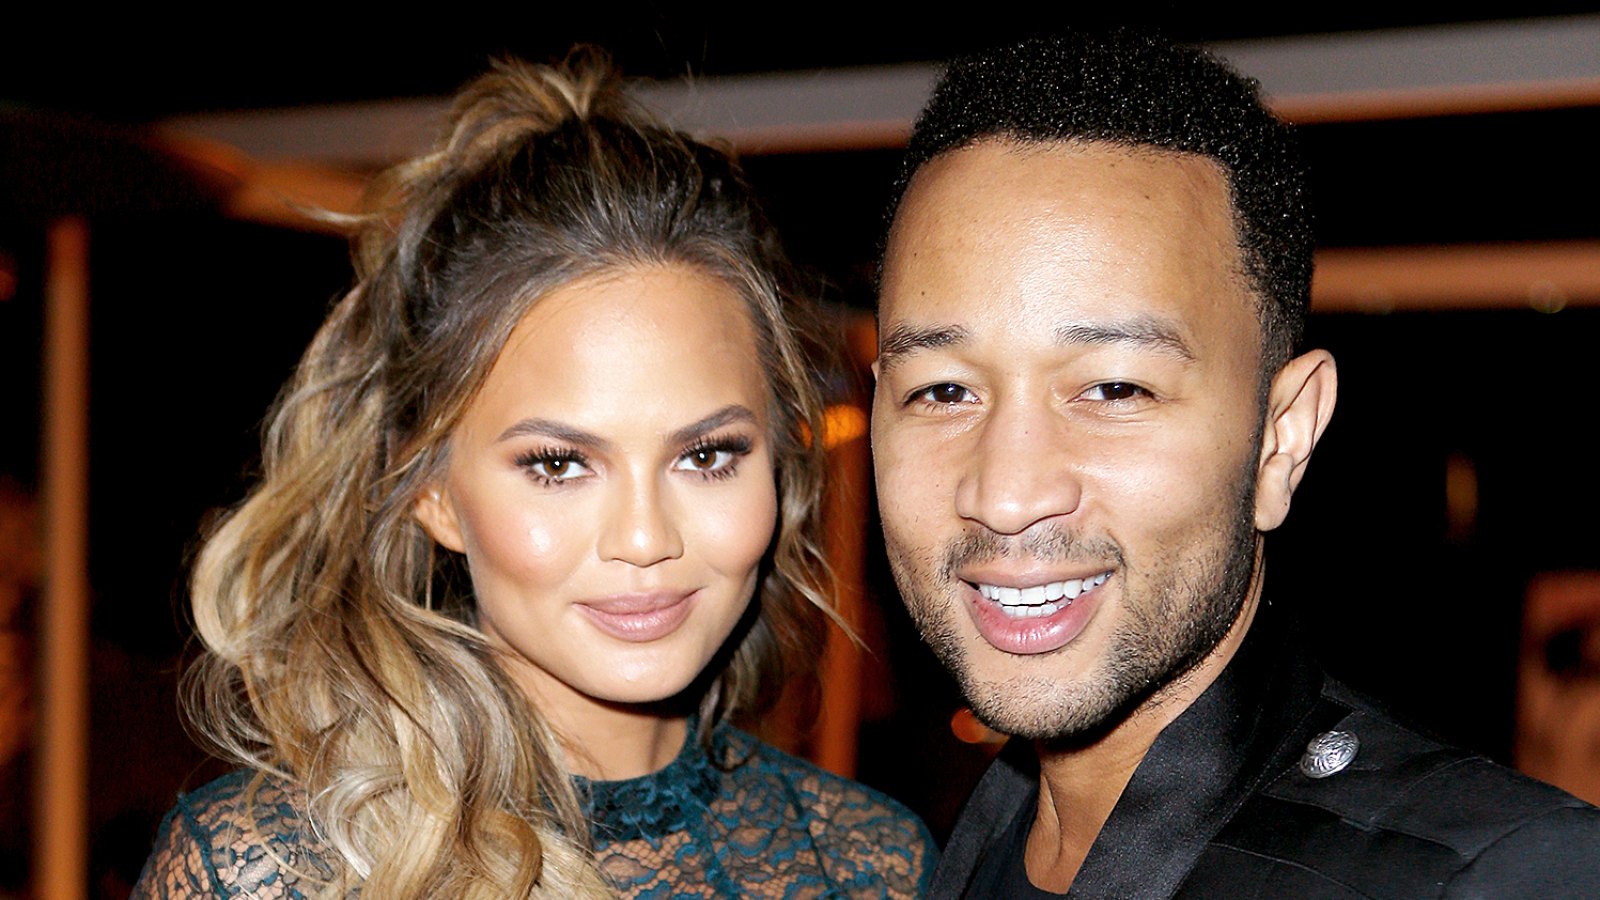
[972,572,1111,619]
[959,571,1114,655]
[576,592,696,642]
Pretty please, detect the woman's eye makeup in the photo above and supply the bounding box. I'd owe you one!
[673,434,754,480]
[514,447,593,485]
[514,435,755,485]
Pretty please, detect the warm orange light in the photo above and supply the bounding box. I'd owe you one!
[950,707,1007,745]
[821,404,868,450]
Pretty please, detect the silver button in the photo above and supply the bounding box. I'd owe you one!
[1299,730,1359,779]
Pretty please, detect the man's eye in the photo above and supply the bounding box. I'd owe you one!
[913,383,976,405]
[1082,382,1149,402]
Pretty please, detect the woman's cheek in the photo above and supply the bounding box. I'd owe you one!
[705,474,780,580]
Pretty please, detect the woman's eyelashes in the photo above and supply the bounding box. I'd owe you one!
[673,434,754,480]
[515,447,593,485]
[514,434,755,486]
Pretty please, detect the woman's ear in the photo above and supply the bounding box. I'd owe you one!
[1254,349,1338,532]
[414,484,468,553]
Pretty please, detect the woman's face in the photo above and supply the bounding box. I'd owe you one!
[416,264,779,722]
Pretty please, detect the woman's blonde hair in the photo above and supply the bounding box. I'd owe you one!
[185,52,830,897]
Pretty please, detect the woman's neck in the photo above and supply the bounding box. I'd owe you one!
[501,657,692,780]
[555,706,690,781]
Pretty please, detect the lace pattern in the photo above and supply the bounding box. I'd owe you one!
[132,726,935,898]
[135,771,337,899]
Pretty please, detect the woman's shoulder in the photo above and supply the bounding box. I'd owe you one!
[718,727,939,896]
[132,769,337,899]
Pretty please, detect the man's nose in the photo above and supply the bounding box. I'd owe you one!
[953,398,1082,535]
[597,473,684,567]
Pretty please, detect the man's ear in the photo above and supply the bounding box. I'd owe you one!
[1255,349,1337,532]
[414,483,468,554]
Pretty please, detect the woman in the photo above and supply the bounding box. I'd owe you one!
[134,55,934,898]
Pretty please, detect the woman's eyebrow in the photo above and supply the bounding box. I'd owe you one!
[495,418,609,449]
[494,406,758,449]
[667,405,759,446]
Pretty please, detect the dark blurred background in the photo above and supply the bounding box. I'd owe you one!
[4,8,1599,897]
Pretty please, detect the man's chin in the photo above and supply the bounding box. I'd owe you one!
[959,672,1142,747]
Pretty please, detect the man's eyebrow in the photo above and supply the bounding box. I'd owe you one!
[495,418,609,448]
[876,323,970,371]
[666,405,759,447]
[1054,317,1195,360]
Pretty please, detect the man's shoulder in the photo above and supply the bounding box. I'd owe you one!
[1268,680,1591,848]
[1189,679,1600,898]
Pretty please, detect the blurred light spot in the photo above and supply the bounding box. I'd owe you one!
[0,251,16,303]
[1445,452,1478,543]
[1358,286,1395,314]
[821,404,868,450]
[951,707,1007,745]
[1530,280,1567,314]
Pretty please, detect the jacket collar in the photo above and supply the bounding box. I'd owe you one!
[932,602,1330,898]
[1070,602,1326,897]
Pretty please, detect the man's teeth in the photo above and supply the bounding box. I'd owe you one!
[977,573,1110,619]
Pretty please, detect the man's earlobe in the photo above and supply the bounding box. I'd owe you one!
[414,484,468,554]
[1254,349,1338,532]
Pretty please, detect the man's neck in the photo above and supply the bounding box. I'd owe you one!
[1023,565,1265,893]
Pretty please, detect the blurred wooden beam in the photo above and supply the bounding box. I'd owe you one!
[37,216,89,900]
[161,16,1600,164]
[1273,77,1600,125]
[816,406,870,778]
[1312,240,1600,312]
[158,133,365,233]
[1218,16,1600,123]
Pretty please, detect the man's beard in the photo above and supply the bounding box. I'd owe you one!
[888,461,1260,745]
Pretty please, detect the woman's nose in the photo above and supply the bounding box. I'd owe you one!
[597,473,684,567]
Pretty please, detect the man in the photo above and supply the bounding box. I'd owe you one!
[871,31,1600,897]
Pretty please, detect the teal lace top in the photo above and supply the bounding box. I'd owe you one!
[131,724,936,898]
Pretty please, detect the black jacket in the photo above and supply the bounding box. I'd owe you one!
[930,607,1600,898]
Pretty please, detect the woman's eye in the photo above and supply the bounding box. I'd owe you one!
[1082,382,1149,402]
[676,448,734,472]
[914,383,976,405]
[523,454,591,483]
[674,436,752,478]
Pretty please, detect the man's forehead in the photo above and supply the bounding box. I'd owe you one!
[891,138,1235,241]
[887,140,1240,274]
[877,138,1256,361]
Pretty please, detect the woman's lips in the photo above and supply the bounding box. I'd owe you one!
[576,592,696,642]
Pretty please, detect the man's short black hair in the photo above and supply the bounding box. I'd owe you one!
[886,30,1312,375]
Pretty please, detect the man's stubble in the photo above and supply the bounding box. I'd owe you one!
[886,453,1261,745]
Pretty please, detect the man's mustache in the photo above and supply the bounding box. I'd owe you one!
[941,526,1126,580]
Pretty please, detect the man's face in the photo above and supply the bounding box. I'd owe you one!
[872,140,1270,741]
